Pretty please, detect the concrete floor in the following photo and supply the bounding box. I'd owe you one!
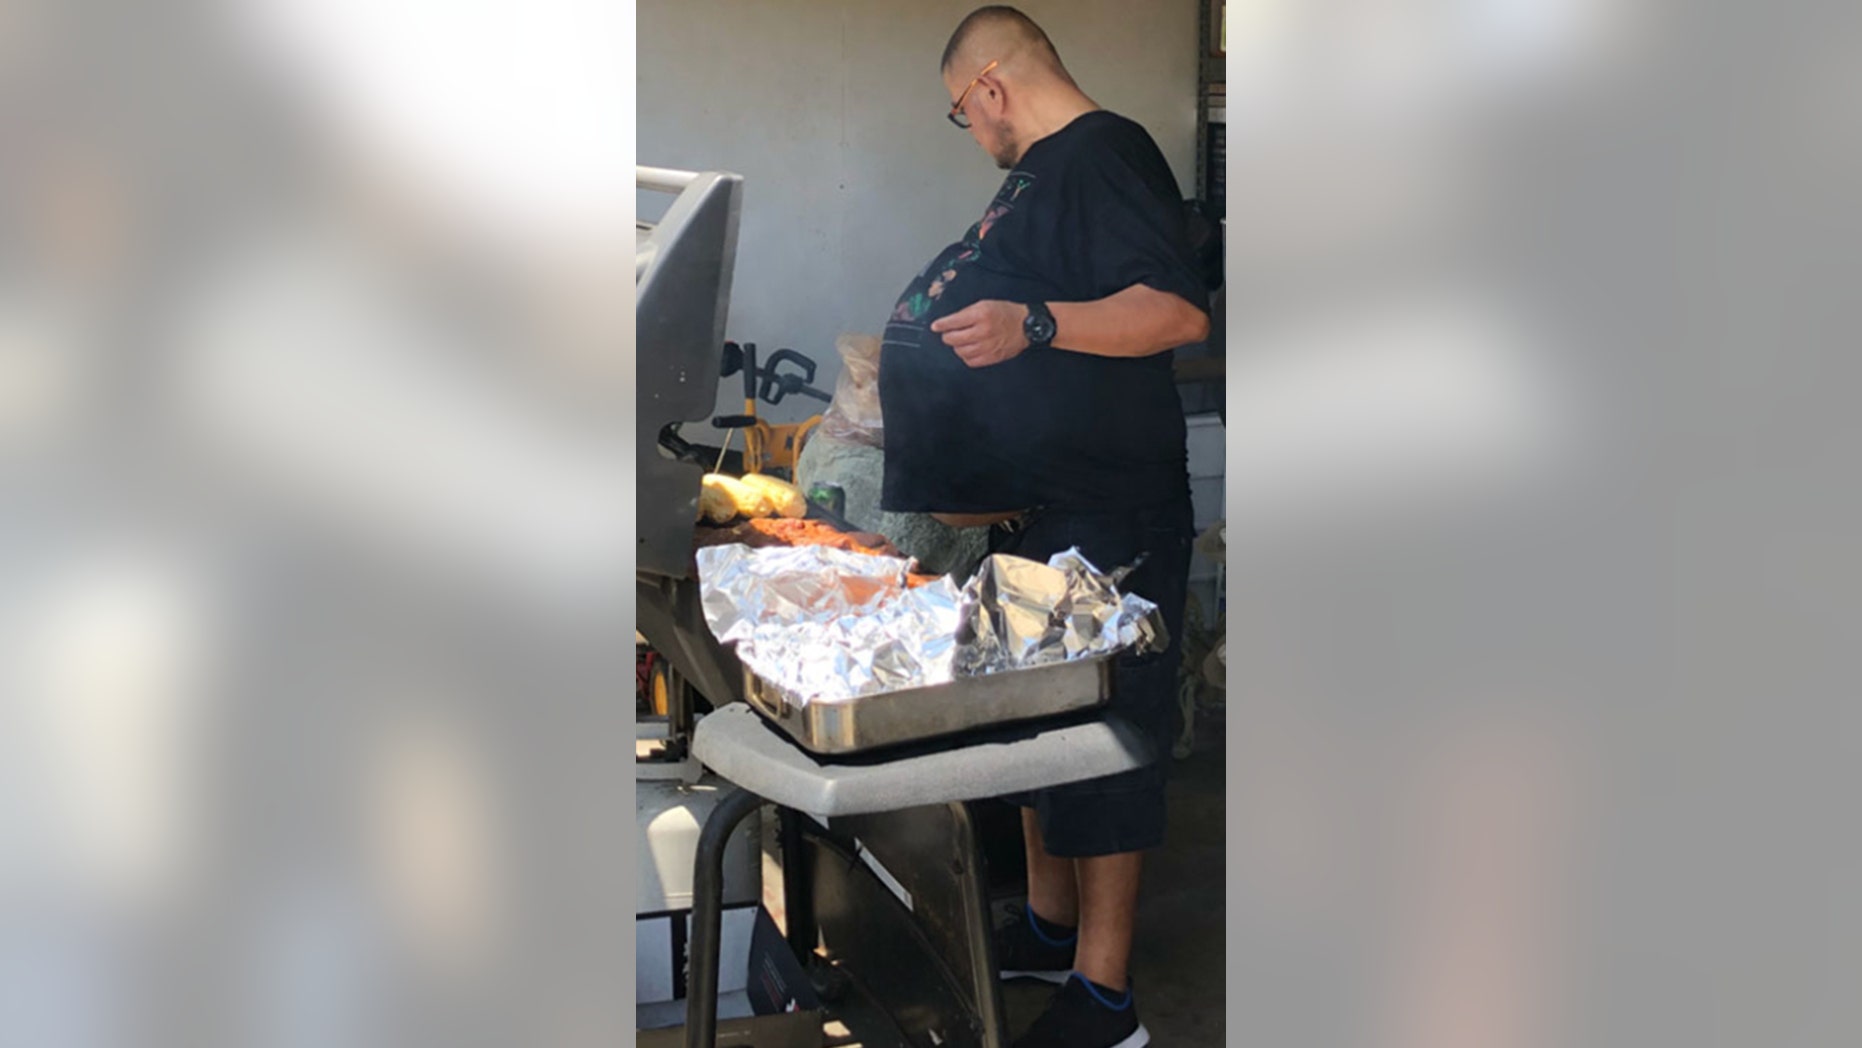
[1000,705,1228,1046]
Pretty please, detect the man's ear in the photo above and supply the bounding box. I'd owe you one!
[979,75,1006,113]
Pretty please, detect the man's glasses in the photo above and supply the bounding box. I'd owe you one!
[947,60,998,129]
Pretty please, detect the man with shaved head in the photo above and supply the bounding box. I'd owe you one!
[878,7,1209,1047]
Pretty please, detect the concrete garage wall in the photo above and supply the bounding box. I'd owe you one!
[637,0,1202,430]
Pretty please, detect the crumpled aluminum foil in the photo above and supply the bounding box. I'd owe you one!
[696,544,964,701]
[954,549,1168,676]
[696,542,1166,706]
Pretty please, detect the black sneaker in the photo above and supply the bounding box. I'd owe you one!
[1012,973,1150,1048]
[996,904,1075,984]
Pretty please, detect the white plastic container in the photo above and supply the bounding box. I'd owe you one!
[636,774,761,915]
[1184,412,1226,617]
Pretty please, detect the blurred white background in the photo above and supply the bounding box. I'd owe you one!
[0,0,1858,1046]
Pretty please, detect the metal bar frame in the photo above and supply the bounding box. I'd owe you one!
[778,808,817,961]
[685,787,767,1048]
[638,165,702,193]
[948,801,1010,1047]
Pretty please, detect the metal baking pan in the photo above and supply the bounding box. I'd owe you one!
[742,656,1116,756]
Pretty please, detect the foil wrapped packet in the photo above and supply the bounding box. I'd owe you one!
[954,549,1168,676]
[696,542,1166,706]
[696,544,965,701]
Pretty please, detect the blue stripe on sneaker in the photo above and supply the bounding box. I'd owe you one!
[1026,904,1077,947]
[1072,973,1133,1011]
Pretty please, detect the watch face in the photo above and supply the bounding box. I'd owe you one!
[1027,310,1056,344]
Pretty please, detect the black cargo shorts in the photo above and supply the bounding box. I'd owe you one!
[989,497,1195,857]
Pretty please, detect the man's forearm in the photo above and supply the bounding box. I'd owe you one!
[930,285,1210,369]
[1049,284,1209,359]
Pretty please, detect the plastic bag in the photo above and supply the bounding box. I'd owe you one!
[1194,519,1226,564]
[818,333,884,448]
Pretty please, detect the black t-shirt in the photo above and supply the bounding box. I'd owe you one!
[879,110,1208,514]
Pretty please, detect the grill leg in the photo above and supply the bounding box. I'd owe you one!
[951,801,1011,1047]
[778,807,816,961]
[686,787,765,1048]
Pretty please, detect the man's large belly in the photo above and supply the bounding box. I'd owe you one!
[930,510,1027,528]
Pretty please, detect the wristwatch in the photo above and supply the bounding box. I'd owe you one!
[1023,302,1057,350]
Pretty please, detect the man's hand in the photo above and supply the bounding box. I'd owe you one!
[930,300,1030,368]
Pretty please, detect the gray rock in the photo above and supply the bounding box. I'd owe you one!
[796,431,989,579]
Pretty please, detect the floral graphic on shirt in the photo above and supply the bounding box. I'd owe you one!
[970,173,1033,243]
[888,172,1036,327]
[977,204,1009,242]
[894,248,977,321]
[928,267,959,299]
[891,294,924,322]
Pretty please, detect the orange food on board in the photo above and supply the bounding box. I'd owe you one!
[694,517,942,588]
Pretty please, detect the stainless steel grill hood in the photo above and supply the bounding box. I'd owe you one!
[636,165,745,705]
